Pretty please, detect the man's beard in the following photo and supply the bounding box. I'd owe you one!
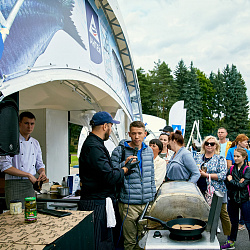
[104,130,110,141]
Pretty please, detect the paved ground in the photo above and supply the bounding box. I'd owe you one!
[217,224,250,249]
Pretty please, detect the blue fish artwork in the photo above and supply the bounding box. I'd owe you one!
[0,24,8,60]
[0,0,86,81]
[0,33,3,60]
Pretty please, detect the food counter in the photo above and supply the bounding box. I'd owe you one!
[0,210,94,249]
[36,193,80,203]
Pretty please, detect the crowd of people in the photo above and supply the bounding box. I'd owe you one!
[194,128,250,249]
[78,112,250,250]
[79,112,250,249]
[1,110,249,250]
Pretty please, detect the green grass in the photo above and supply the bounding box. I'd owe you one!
[70,154,79,167]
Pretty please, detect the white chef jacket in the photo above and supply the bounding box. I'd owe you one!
[0,134,45,180]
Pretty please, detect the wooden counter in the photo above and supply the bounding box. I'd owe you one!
[0,210,94,249]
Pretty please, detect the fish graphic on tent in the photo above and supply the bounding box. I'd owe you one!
[0,0,86,81]
[0,24,9,59]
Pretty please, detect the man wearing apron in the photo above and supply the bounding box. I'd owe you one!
[0,111,47,209]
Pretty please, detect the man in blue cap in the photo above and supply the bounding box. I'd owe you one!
[78,111,135,250]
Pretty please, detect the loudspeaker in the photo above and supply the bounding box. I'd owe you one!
[0,98,19,156]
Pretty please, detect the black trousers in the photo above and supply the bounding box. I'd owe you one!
[228,199,250,241]
[78,199,115,250]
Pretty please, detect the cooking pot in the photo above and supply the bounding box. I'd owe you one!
[57,187,69,196]
[144,216,207,237]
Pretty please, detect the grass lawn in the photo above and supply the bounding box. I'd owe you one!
[70,154,79,167]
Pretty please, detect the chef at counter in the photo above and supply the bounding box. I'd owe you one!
[0,111,47,209]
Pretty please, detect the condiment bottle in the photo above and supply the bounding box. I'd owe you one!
[24,197,37,223]
[10,200,22,215]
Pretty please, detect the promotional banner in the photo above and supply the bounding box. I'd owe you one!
[0,0,132,116]
[169,100,186,137]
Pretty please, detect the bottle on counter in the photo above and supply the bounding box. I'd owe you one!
[62,177,67,187]
[25,197,37,223]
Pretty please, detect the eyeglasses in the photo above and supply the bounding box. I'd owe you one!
[205,142,215,146]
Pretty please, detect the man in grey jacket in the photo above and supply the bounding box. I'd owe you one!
[111,121,156,250]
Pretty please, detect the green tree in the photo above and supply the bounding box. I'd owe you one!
[174,61,202,141]
[197,69,216,137]
[209,70,226,127]
[137,68,154,115]
[149,60,179,122]
[174,59,188,101]
[223,64,249,140]
[69,123,82,153]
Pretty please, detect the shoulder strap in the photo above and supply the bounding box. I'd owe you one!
[243,165,249,175]
[229,165,234,175]
[242,166,250,196]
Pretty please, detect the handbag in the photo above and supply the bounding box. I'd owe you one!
[205,174,215,206]
[197,156,212,194]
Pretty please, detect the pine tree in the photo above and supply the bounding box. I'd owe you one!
[174,59,188,101]
[175,61,202,141]
[223,64,249,140]
[197,69,216,137]
[209,70,225,128]
[137,68,154,115]
[149,60,178,122]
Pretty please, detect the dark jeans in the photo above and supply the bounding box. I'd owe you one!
[78,199,115,250]
[239,212,244,225]
[227,199,250,241]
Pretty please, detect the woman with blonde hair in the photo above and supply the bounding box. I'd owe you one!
[194,135,231,239]
[226,134,250,169]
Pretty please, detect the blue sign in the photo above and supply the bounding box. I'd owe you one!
[172,124,185,137]
[172,124,181,131]
[85,0,102,64]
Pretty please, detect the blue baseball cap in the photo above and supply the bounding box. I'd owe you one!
[90,111,120,126]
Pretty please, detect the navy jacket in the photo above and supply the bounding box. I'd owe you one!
[79,133,124,200]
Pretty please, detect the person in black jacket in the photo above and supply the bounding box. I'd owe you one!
[222,148,250,249]
[78,111,131,250]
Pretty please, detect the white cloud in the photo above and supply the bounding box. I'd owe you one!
[117,0,250,97]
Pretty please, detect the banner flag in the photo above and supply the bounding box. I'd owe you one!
[169,100,186,137]
[85,0,102,64]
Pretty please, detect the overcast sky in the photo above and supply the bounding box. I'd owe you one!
[116,0,250,98]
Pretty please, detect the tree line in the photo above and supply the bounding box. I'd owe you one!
[137,59,250,142]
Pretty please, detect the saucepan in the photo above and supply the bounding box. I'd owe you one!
[57,187,69,196]
[144,216,207,237]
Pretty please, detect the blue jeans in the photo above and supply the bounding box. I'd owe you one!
[227,199,250,241]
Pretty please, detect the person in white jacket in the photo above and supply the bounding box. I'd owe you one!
[0,111,47,209]
[149,139,166,190]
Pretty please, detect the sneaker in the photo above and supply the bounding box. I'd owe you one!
[238,224,245,231]
[221,240,235,249]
